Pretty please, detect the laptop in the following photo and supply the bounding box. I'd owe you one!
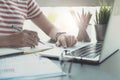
[61,0,120,64]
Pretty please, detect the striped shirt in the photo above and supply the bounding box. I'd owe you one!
[0,0,41,36]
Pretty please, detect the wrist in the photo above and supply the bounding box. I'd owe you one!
[79,24,89,28]
[55,32,66,41]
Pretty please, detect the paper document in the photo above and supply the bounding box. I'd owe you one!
[0,48,23,57]
[21,42,53,54]
[0,42,53,57]
[0,54,65,80]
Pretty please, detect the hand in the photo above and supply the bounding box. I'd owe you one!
[70,9,92,29]
[70,9,92,42]
[78,9,92,29]
[56,33,77,48]
[77,9,92,42]
[8,30,39,48]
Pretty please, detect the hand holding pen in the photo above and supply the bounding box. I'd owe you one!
[10,25,41,48]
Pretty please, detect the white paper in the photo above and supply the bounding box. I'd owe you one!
[0,54,65,79]
[0,48,23,56]
[21,42,53,54]
[0,42,53,56]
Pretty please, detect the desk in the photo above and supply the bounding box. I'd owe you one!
[17,20,120,80]
[40,50,120,80]
[0,51,120,80]
[0,42,120,79]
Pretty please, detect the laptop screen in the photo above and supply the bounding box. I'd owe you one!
[100,0,120,62]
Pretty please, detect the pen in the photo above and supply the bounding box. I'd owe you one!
[0,51,24,58]
[24,47,53,54]
[12,25,46,45]
[39,40,46,45]
[12,25,22,31]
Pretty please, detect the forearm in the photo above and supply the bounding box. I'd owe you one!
[77,26,90,42]
[82,31,91,42]
[77,29,84,41]
[31,13,59,41]
[31,12,77,48]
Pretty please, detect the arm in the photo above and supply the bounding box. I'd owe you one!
[31,12,77,48]
[77,25,91,42]
[77,10,92,42]
[31,12,59,41]
[70,9,92,42]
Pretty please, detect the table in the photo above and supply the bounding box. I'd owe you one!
[40,50,120,80]
[9,20,120,80]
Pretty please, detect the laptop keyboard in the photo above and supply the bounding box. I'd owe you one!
[71,42,103,58]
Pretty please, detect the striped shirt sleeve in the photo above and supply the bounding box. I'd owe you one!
[27,0,42,19]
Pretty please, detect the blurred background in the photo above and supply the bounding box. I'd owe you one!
[23,0,114,42]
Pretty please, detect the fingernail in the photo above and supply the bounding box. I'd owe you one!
[64,45,67,48]
[56,41,60,47]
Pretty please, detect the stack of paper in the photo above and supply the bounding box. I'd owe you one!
[0,54,65,79]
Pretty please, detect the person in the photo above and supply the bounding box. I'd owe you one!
[0,0,77,48]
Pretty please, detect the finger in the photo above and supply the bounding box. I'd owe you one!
[69,36,74,47]
[29,38,38,46]
[24,30,40,42]
[59,36,67,48]
[32,32,39,41]
[27,31,39,45]
[65,35,72,47]
[71,36,77,46]
[21,32,38,47]
[87,12,92,22]
[56,40,61,47]
[21,38,34,48]
[25,42,35,48]
[77,12,81,20]
[67,36,76,47]
[30,32,39,41]
[27,35,39,46]
[19,39,35,48]
[82,8,86,19]
[24,38,37,48]
[82,8,84,16]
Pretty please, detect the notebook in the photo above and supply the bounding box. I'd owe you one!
[0,42,53,57]
[0,54,65,79]
[62,0,120,64]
